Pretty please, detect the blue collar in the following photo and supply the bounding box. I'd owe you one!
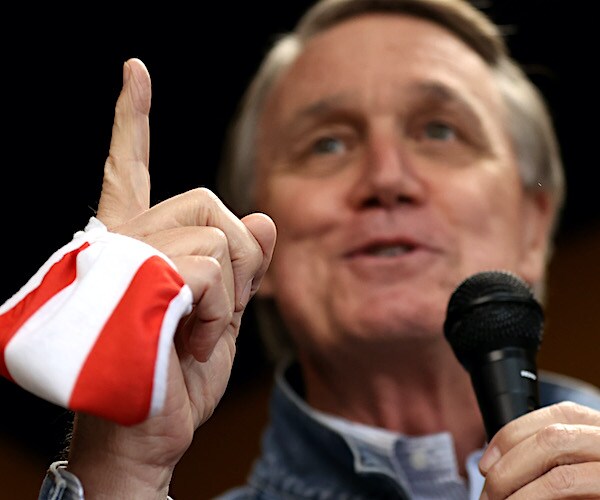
[245,360,600,499]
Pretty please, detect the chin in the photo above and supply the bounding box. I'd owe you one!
[347,299,445,341]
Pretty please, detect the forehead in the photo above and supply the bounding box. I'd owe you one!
[263,13,503,124]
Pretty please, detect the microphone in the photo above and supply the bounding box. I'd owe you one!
[443,270,544,441]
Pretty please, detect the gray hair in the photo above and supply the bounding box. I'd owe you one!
[216,0,566,361]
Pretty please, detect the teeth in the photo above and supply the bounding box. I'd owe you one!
[367,245,410,257]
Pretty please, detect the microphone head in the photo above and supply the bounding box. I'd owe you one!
[443,270,544,371]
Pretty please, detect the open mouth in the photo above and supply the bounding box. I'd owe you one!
[351,242,416,258]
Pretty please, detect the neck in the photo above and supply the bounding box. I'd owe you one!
[296,337,487,474]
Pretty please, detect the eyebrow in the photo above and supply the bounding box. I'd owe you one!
[407,81,486,129]
[282,80,486,135]
[416,81,468,106]
[287,93,355,127]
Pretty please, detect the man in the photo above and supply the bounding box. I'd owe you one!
[36,0,600,498]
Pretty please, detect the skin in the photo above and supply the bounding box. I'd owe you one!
[253,14,600,499]
[64,13,600,500]
[255,13,553,474]
[67,59,276,498]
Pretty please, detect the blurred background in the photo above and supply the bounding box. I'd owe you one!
[1,1,598,498]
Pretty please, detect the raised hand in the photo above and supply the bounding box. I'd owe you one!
[66,58,276,498]
[479,401,600,499]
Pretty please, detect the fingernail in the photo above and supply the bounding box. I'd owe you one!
[238,279,253,310]
[479,445,501,473]
[123,61,131,85]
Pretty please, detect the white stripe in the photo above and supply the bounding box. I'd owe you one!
[5,228,173,407]
[0,238,88,316]
[0,217,107,316]
[150,284,193,417]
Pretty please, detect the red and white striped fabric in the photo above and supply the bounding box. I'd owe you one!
[0,217,192,426]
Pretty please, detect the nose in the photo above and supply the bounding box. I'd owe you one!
[349,133,425,209]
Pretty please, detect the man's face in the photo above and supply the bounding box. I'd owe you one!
[253,14,552,352]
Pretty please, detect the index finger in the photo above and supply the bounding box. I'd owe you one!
[96,58,152,229]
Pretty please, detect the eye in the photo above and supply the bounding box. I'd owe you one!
[312,136,346,155]
[284,122,359,175]
[423,121,457,141]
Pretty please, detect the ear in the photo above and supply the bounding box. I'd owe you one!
[517,190,557,284]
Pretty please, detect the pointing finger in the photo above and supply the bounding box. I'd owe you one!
[97,58,152,229]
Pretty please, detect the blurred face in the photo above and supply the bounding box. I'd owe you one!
[254,14,552,352]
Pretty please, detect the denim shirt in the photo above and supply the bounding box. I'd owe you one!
[39,361,600,500]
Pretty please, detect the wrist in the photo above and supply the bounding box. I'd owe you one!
[65,414,176,499]
[65,455,173,500]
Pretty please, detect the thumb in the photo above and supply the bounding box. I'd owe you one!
[96,58,152,229]
[240,212,277,299]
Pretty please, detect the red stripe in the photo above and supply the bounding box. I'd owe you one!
[0,242,90,380]
[69,255,185,426]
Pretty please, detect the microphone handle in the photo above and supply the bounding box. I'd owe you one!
[469,346,540,440]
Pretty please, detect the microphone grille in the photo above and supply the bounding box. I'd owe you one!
[443,270,544,370]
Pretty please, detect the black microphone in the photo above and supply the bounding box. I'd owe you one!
[443,270,544,441]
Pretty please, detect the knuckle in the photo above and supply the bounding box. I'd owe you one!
[205,226,230,258]
[209,306,234,328]
[482,464,509,496]
[543,464,577,494]
[551,400,589,423]
[198,256,223,285]
[537,423,579,452]
[191,187,222,216]
[193,186,218,200]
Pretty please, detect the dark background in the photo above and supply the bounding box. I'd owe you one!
[1,1,599,497]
